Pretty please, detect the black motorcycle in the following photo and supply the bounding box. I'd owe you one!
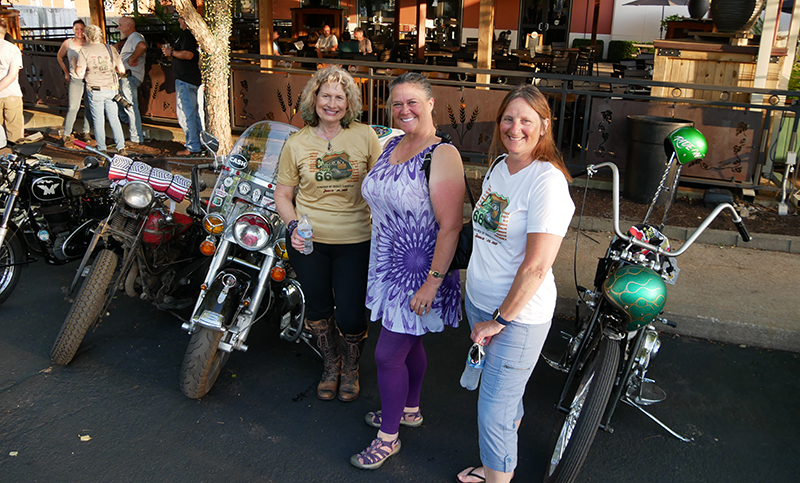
[0,139,111,305]
[51,141,214,365]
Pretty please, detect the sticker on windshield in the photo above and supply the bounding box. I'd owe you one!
[228,154,248,170]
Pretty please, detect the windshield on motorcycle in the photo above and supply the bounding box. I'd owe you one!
[229,121,299,182]
[208,121,298,214]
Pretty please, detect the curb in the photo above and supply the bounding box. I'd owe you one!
[570,215,800,254]
[554,298,800,354]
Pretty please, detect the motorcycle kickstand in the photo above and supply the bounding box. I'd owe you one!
[622,397,693,442]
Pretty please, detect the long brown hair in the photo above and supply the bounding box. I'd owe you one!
[488,85,571,181]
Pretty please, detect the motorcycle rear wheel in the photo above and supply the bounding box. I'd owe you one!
[180,328,230,399]
[51,249,118,365]
[544,337,620,483]
[0,232,23,305]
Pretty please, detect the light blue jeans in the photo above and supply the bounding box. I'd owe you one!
[465,295,551,474]
[63,77,90,137]
[87,88,125,152]
[175,79,201,152]
[119,75,143,143]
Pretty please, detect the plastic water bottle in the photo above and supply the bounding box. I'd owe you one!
[297,213,313,255]
[460,343,485,391]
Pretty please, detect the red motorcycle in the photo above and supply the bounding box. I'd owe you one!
[51,141,215,365]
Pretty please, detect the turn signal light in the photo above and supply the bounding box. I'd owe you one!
[200,238,216,256]
[275,240,288,260]
[270,266,286,282]
[203,213,225,235]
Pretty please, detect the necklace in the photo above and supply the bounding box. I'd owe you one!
[315,125,341,151]
[392,130,437,164]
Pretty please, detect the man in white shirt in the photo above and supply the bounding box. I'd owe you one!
[117,16,146,144]
[315,25,338,56]
[0,18,23,143]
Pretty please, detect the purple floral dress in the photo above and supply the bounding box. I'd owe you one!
[362,136,461,336]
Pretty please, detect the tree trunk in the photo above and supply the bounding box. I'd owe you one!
[175,0,233,154]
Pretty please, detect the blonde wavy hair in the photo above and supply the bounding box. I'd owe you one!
[299,66,363,128]
[84,24,104,43]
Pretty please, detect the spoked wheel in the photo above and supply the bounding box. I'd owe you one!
[180,328,230,399]
[544,337,621,483]
[51,249,118,365]
[0,232,24,305]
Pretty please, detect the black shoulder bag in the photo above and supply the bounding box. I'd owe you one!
[421,132,476,271]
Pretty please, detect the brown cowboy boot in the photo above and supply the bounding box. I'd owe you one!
[338,327,368,402]
[305,317,340,400]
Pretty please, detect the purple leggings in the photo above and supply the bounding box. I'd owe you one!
[374,327,427,435]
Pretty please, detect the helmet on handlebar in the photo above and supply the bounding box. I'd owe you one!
[664,126,707,165]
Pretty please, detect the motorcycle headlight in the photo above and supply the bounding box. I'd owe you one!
[232,212,272,251]
[121,181,154,209]
[203,213,226,235]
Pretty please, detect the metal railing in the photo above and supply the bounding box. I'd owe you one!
[18,38,799,191]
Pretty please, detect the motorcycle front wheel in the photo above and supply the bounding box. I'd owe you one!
[544,337,620,483]
[0,232,23,305]
[180,328,230,399]
[51,249,118,365]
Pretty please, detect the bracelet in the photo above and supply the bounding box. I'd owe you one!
[428,269,446,279]
[287,219,298,237]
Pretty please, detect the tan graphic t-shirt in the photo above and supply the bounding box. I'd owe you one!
[277,122,381,244]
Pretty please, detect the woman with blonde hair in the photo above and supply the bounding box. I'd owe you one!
[275,66,381,403]
[75,24,127,155]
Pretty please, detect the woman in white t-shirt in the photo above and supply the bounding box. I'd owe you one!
[457,85,575,483]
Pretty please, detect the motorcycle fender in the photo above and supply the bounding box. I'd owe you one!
[191,268,251,331]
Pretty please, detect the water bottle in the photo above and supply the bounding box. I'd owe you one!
[460,343,485,391]
[297,213,313,255]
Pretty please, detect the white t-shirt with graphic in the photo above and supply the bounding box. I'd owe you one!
[466,155,575,325]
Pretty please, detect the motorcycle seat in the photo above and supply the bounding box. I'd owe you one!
[77,165,111,181]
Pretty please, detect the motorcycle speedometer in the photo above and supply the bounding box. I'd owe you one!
[232,213,271,251]
[121,181,154,209]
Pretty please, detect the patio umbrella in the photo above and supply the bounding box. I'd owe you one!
[624,0,690,39]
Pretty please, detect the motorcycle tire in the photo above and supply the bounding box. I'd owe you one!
[180,328,230,399]
[0,232,23,305]
[544,337,620,483]
[51,249,118,365]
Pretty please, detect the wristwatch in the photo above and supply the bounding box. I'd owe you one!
[493,308,510,326]
[428,269,446,279]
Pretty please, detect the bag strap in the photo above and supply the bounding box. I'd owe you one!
[421,131,476,208]
[104,44,120,85]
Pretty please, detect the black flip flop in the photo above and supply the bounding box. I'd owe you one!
[456,466,486,483]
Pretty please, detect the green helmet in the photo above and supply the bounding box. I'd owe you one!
[664,126,707,165]
[602,265,667,331]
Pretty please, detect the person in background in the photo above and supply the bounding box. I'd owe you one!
[116,16,146,146]
[351,72,464,470]
[56,19,91,147]
[274,66,381,404]
[0,18,23,143]
[272,30,282,55]
[161,16,202,156]
[354,28,372,54]
[75,24,127,156]
[315,24,338,56]
[456,84,575,483]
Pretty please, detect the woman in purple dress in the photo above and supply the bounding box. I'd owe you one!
[351,73,465,470]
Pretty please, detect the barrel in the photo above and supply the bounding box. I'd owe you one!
[624,115,694,204]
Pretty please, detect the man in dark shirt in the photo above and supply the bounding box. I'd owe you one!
[161,16,202,156]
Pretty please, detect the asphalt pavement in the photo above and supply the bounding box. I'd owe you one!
[1,260,799,482]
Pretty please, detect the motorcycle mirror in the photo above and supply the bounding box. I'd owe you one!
[83,156,101,169]
[200,131,219,155]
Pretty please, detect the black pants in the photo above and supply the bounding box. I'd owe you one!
[287,240,370,335]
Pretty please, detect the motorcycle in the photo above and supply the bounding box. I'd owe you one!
[0,138,112,305]
[542,127,752,483]
[179,121,308,399]
[51,140,213,365]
